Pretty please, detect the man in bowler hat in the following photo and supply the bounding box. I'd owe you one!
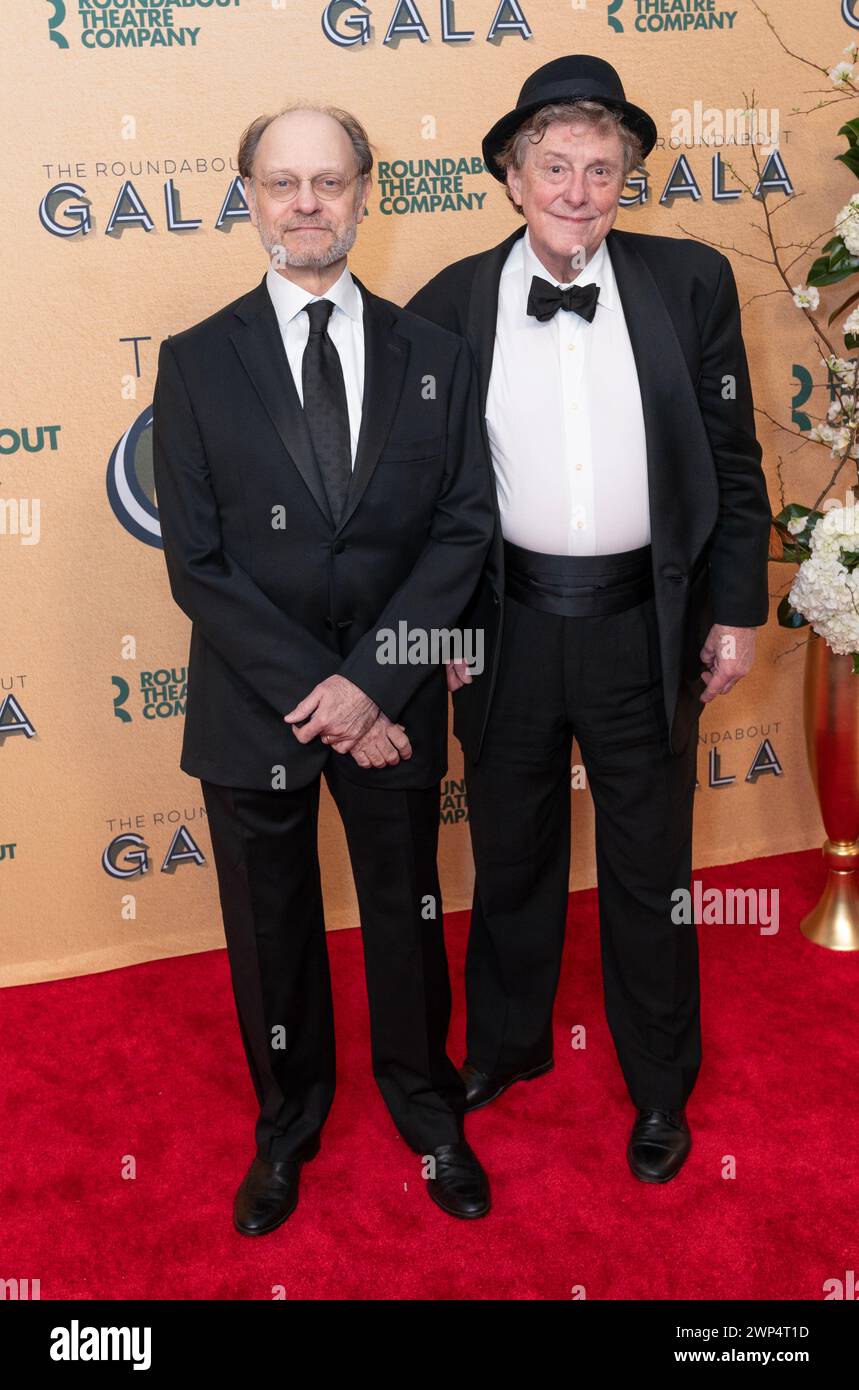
[407,57,771,1182]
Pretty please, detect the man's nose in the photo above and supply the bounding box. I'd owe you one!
[560,173,589,206]
[294,180,322,214]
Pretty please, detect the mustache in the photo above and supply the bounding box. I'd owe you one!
[282,219,334,231]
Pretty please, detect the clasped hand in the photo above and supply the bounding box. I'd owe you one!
[280,622,752,771]
[284,675,412,768]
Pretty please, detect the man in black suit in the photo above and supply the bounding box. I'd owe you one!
[152,105,495,1231]
[407,57,771,1183]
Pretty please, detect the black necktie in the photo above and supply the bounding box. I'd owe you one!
[301,298,351,524]
[526,275,600,324]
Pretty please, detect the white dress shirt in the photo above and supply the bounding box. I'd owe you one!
[265,262,364,468]
[485,227,650,555]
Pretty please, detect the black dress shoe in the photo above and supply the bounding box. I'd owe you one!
[426,1141,491,1219]
[460,1057,553,1112]
[234,1142,319,1236]
[627,1108,691,1183]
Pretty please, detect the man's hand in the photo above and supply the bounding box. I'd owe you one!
[699,624,756,703]
[330,712,413,768]
[446,659,473,693]
[284,675,378,752]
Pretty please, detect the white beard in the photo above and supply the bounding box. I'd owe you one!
[261,220,358,270]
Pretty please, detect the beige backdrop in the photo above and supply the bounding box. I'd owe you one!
[1,0,851,985]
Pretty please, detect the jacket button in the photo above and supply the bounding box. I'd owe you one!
[332,540,346,555]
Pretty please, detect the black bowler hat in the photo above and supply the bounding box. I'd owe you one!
[482,54,657,181]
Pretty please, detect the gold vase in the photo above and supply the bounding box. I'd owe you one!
[800,629,859,950]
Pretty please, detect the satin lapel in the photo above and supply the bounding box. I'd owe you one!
[605,228,717,566]
[229,276,334,526]
[336,276,410,534]
[466,225,527,420]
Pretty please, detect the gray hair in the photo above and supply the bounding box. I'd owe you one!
[493,100,644,215]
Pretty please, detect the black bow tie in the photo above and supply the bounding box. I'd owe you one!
[526,275,600,324]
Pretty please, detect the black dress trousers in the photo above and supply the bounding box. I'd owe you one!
[201,758,466,1162]
[463,587,701,1111]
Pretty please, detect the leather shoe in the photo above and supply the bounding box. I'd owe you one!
[234,1141,319,1236]
[460,1057,553,1112]
[426,1141,491,1218]
[627,1108,691,1183]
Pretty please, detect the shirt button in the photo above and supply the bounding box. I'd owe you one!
[576,521,584,529]
[569,402,578,413]
[575,463,583,471]
[567,344,576,352]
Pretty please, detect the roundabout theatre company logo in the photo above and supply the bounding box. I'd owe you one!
[607,0,739,32]
[45,0,241,51]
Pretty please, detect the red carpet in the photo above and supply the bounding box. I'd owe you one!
[3,848,858,1301]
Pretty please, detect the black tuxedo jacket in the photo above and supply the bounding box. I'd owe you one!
[152,272,494,790]
[406,224,772,759]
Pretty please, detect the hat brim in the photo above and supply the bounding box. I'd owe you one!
[482,96,657,182]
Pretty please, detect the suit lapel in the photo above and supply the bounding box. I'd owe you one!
[466,226,527,420]
[605,227,717,566]
[231,274,410,534]
[606,227,720,733]
[230,276,334,526]
[461,227,527,570]
[337,275,410,533]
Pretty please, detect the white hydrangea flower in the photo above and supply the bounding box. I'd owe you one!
[791,505,859,656]
[844,220,859,256]
[787,516,808,535]
[790,564,859,652]
[830,61,855,86]
[818,503,856,541]
[792,284,820,310]
[845,309,859,337]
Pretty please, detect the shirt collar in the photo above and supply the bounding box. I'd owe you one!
[265,260,362,330]
[522,227,615,312]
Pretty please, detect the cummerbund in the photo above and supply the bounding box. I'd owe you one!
[503,539,654,618]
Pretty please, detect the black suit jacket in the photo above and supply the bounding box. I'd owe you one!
[406,224,772,759]
[152,272,495,790]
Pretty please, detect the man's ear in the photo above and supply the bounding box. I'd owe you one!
[506,165,523,212]
[359,174,373,219]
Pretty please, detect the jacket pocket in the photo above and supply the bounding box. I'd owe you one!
[378,435,443,463]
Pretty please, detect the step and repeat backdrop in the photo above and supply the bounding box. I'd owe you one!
[1,0,852,984]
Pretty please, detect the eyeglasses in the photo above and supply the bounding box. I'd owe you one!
[255,172,360,203]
